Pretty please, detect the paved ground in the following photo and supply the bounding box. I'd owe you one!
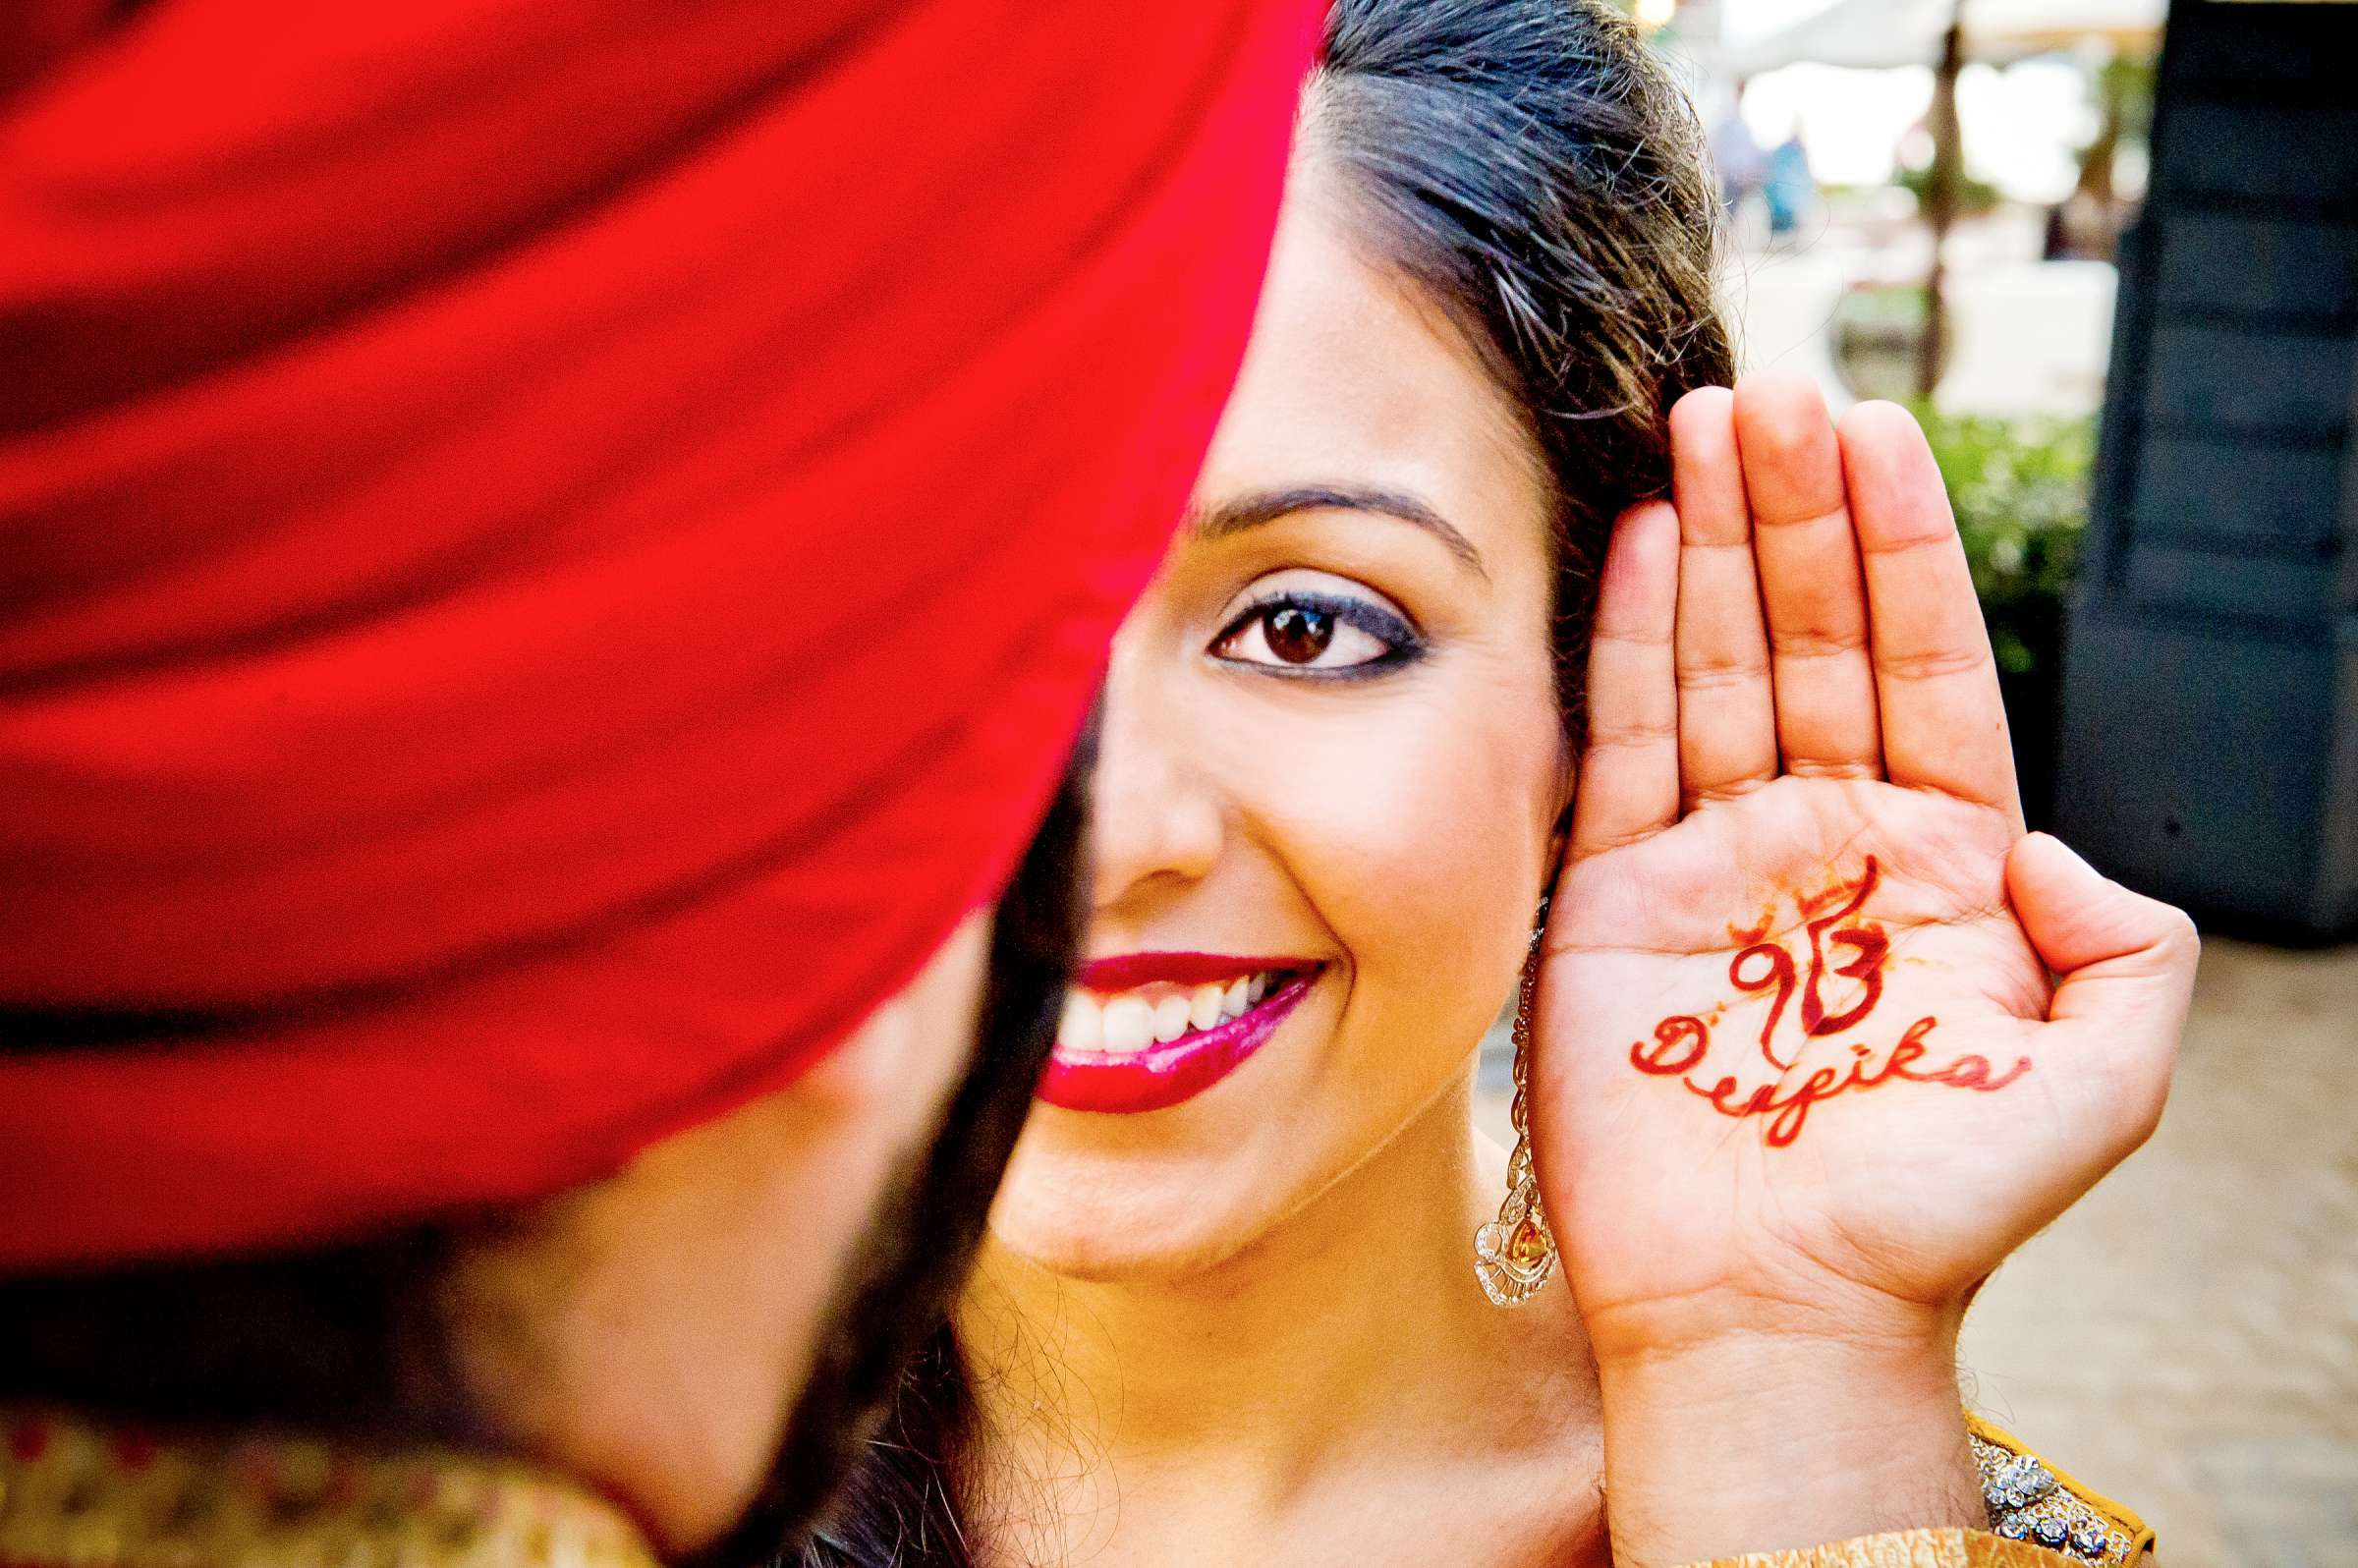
[1477,936,2358,1566]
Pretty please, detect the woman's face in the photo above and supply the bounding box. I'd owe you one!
[987,173,1573,1279]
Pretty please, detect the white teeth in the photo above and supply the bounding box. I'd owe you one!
[1222,977,1252,1019]
[1067,970,1306,1055]
[1101,995,1154,1053]
[1151,993,1192,1043]
[1058,992,1102,1051]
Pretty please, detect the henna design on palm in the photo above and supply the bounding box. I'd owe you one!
[1628,857,2032,1148]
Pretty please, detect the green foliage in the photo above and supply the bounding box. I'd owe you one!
[2099,55,2156,145]
[1894,162,2003,216]
[1909,407,2096,677]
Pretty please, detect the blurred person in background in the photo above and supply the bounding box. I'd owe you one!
[809,5,2199,1567]
[1764,123,1817,243]
[1709,80,1767,213]
[0,3,1317,1566]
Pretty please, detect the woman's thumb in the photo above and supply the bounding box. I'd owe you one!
[2005,832,2199,1139]
[2007,833,2199,984]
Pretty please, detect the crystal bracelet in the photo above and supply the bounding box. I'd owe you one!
[1968,1430,2138,1564]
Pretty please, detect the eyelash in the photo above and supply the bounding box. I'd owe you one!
[1209,588,1427,680]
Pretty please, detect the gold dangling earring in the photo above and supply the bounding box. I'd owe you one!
[1474,902,1557,1308]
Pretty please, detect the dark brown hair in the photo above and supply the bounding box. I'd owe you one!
[1313,0,1733,738]
[797,2,1731,1563]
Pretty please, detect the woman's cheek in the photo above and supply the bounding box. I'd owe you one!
[1254,687,1557,1060]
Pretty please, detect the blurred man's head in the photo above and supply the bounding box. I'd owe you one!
[1,744,1089,1557]
[444,910,1004,1556]
[0,0,1315,1558]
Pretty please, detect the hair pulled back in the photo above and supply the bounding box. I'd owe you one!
[799,4,1729,1562]
[1312,0,1732,736]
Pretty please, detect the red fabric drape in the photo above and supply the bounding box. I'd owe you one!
[0,0,1316,1267]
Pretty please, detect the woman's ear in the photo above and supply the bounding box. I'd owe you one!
[1546,754,1577,877]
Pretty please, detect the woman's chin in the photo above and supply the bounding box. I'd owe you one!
[983,1152,1292,1285]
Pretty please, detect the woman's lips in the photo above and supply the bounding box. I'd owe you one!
[1074,951,1308,990]
[1039,957,1320,1115]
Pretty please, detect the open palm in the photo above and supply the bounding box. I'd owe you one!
[1525,375,2198,1356]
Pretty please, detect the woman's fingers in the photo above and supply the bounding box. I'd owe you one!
[1839,401,2024,827]
[1668,388,1778,807]
[1588,377,2016,857]
[1731,372,1884,778]
[1569,502,1682,859]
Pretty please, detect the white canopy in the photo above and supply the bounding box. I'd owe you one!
[1720,0,2165,75]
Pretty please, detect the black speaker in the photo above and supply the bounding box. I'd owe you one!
[2056,0,2358,940]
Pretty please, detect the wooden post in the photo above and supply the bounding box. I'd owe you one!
[1919,0,1966,400]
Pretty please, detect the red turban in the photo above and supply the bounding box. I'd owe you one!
[0,0,1316,1267]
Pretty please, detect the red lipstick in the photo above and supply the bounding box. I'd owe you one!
[1074,952,1307,990]
[1039,955,1320,1115]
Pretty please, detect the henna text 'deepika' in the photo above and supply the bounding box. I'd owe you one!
[1628,857,2032,1147]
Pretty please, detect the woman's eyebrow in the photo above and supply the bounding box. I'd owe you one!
[1186,484,1488,579]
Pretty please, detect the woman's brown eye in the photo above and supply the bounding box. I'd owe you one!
[1263,605,1333,664]
[1209,587,1416,675]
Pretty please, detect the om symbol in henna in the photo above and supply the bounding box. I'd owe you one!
[1630,857,2030,1147]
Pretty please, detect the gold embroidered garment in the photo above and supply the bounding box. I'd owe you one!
[0,1408,659,1568]
[0,1405,2151,1568]
[1697,1529,2121,1568]
[1695,1417,2156,1568]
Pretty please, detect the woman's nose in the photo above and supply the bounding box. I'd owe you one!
[1088,661,1224,911]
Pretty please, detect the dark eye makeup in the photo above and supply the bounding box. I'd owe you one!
[1208,586,1428,680]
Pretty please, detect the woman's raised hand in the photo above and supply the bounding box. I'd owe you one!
[1531,372,2197,1560]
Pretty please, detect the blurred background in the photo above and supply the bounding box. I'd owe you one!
[1479,2,2356,1561]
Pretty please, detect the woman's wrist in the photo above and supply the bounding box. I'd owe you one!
[1594,1321,1983,1568]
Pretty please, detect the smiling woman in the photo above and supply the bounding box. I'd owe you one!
[802,2,2188,1565]
[993,186,1595,1293]
[799,2,1729,1562]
